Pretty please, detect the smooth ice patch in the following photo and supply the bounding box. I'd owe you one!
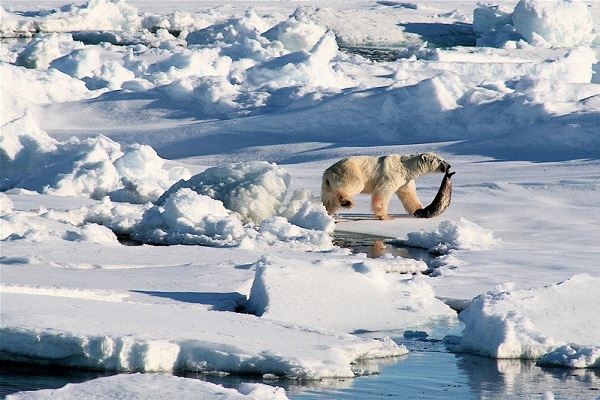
[246,256,457,333]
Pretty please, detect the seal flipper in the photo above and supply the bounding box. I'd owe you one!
[413,170,455,218]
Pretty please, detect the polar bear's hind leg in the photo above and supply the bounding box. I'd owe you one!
[371,189,395,220]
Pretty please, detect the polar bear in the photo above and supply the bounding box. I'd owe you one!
[321,153,451,220]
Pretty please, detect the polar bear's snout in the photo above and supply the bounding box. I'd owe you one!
[439,162,451,173]
[338,193,354,208]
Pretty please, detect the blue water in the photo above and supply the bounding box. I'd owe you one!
[0,364,114,398]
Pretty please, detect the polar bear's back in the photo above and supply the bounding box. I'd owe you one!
[324,156,378,188]
[323,154,414,192]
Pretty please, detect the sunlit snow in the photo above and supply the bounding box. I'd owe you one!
[1,0,599,398]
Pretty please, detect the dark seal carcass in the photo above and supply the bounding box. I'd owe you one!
[413,170,455,218]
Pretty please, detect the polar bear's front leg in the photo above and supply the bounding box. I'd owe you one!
[371,190,395,220]
[396,180,424,215]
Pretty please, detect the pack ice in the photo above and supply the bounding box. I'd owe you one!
[1,0,600,398]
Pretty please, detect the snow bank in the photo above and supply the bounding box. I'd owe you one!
[133,188,246,246]
[394,218,498,254]
[263,11,327,53]
[0,197,120,244]
[186,9,270,47]
[247,31,351,90]
[157,161,290,225]
[75,193,333,249]
[0,291,406,378]
[0,63,91,124]
[50,47,102,79]
[246,256,456,333]
[0,193,332,250]
[77,197,147,235]
[2,0,141,35]
[0,112,190,202]
[0,187,332,249]
[474,0,596,48]
[279,188,334,233]
[16,33,83,69]
[456,274,600,368]
[512,0,595,47]
[1,0,224,40]
[6,373,289,400]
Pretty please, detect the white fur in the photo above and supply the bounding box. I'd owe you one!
[321,153,450,220]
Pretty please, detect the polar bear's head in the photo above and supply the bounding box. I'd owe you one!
[418,152,451,173]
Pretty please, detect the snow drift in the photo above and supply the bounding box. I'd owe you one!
[455,274,600,368]
[474,0,596,48]
[156,161,290,225]
[393,218,498,254]
[6,374,290,400]
[0,112,190,203]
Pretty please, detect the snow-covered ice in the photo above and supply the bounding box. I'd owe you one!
[512,0,596,47]
[475,0,596,48]
[246,255,453,333]
[1,0,600,397]
[394,217,499,254]
[0,112,190,202]
[456,274,600,368]
[6,373,290,400]
[1,287,406,377]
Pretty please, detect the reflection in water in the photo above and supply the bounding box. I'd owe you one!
[456,354,600,399]
[370,240,388,259]
[332,231,432,263]
[0,363,115,398]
